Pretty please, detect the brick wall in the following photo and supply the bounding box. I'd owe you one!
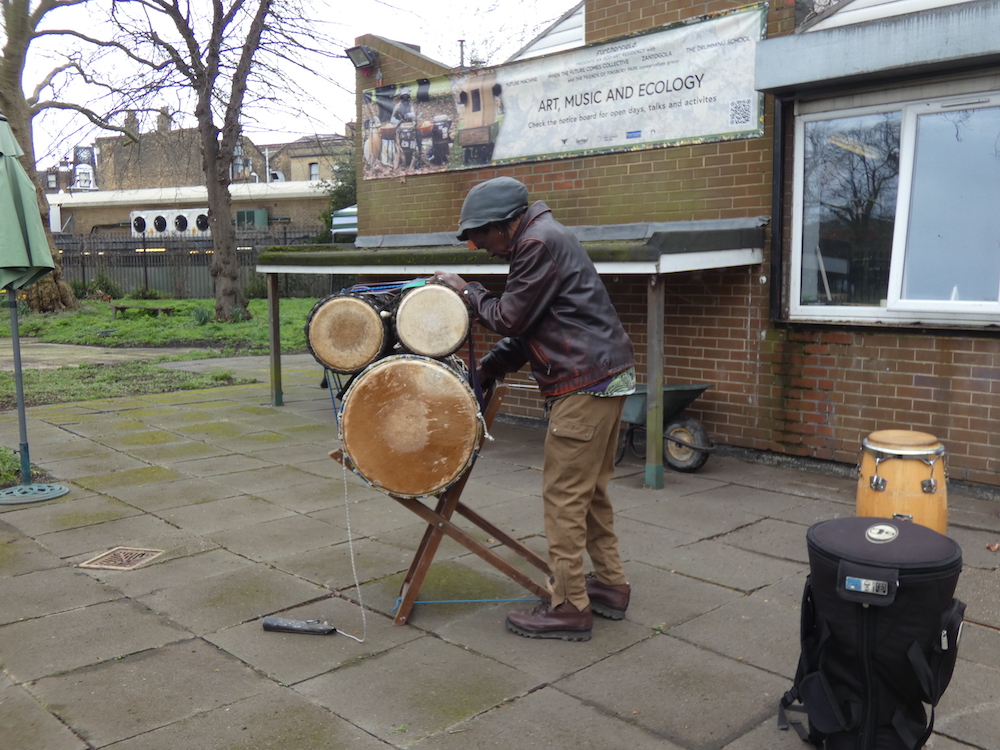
[354,1,1000,490]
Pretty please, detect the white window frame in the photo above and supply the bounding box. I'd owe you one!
[790,85,1000,328]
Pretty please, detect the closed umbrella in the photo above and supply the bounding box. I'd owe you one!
[0,111,68,503]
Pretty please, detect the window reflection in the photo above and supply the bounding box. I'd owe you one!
[902,106,1000,302]
[801,113,900,306]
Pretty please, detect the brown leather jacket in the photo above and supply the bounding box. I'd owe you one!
[460,201,635,398]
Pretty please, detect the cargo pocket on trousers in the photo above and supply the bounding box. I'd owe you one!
[549,419,595,442]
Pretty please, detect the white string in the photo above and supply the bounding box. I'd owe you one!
[336,440,367,643]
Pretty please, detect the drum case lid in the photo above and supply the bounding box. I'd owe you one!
[807,517,961,575]
[807,517,962,608]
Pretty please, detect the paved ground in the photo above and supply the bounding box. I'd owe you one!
[1,351,998,749]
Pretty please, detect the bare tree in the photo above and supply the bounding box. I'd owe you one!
[1,0,95,311]
[106,0,340,321]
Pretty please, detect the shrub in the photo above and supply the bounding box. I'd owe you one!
[128,286,170,301]
[82,273,124,300]
[192,305,213,325]
[244,273,268,299]
[69,279,88,299]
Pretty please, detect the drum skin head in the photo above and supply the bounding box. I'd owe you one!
[865,430,941,450]
[341,356,481,497]
[307,296,385,373]
[395,284,470,358]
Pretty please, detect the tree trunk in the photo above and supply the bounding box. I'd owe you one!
[202,128,249,322]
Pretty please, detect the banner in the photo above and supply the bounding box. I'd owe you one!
[361,4,766,180]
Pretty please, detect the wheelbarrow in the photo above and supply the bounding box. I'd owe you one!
[615,383,715,472]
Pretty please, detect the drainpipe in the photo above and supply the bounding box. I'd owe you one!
[769,96,785,322]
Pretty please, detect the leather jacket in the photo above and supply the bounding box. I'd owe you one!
[460,201,635,398]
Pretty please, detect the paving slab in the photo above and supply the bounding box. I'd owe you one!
[205,598,422,685]
[294,634,538,748]
[157,494,293,534]
[29,639,268,748]
[99,475,244,511]
[0,566,119,624]
[0,682,88,750]
[209,514,349,561]
[0,493,142,536]
[619,494,765,540]
[35,513,218,561]
[934,659,1000,749]
[0,599,188,682]
[0,532,65,576]
[622,559,745,629]
[77,547,256,598]
[629,537,806,593]
[137,564,330,635]
[670,593,800,680]
[715,517,814,564]
[274,536,415,591]
[559,635,791,750]
[410,684,683,749]
[106,686,392,750]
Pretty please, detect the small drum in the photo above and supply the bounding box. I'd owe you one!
[340,355,482,497]
[305,292,393,373]
[396,121,417,151]
[856,429,948,534]
[379,124,397,141]
[431,114,452,143]
[394,282,471,358]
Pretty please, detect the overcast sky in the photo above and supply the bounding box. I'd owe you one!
[27,0,570,168]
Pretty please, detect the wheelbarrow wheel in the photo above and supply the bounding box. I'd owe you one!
[614,428,627,465]
[663,417,710,473]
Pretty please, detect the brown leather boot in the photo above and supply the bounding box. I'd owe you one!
[585,573,630,620]
[505,600,592,641]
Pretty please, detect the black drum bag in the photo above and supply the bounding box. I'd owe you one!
[779,517,964,750]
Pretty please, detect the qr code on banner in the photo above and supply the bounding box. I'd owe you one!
[729,99,752,127]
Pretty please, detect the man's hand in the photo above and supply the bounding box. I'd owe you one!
[432,271,467,290]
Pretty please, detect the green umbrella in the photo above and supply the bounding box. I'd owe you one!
[0,111,67,503]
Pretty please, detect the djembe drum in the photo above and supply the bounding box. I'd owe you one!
[305,290,395,373]
[393,282,470,358]
[856,429,948,534]
[339,355,481,498]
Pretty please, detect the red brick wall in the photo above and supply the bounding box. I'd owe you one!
[356,2,1000,490]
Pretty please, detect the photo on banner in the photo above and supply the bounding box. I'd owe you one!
[360,3,767,180]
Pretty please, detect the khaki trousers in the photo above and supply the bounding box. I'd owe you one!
[542,393,628,609]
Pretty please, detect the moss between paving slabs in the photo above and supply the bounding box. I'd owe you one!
[114,431,185,447]
[73,465,185,491]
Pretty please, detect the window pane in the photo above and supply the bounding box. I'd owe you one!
[800,113,900,306]
[902,105,1000,302]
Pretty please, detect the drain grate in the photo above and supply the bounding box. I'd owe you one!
[79,547,164,571]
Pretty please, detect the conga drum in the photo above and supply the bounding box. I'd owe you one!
[340,355,482,498]
[856,430,948,534]
[305,292,393,373]
[393,282,470,358]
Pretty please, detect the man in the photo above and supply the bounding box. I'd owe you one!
[433,176,635,642]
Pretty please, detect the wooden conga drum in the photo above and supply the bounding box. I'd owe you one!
[393,283,470,358]
[856,430,948,534]
[305,292,392,373]
[339,355,481,498]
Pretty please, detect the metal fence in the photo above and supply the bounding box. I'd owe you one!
[54,233,355,299]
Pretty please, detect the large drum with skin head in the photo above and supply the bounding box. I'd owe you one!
[856,429,948,534]
[305,291,394,374]
[340,355,482,498]
[393,282,471,358]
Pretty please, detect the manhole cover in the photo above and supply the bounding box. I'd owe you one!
[79,547,164,570]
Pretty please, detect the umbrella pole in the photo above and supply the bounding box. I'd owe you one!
[7,287,31,482]
[0,287,68,504]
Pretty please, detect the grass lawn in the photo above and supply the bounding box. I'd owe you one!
[0,297,316,354]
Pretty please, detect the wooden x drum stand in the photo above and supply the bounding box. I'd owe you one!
[390,381,551,625]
